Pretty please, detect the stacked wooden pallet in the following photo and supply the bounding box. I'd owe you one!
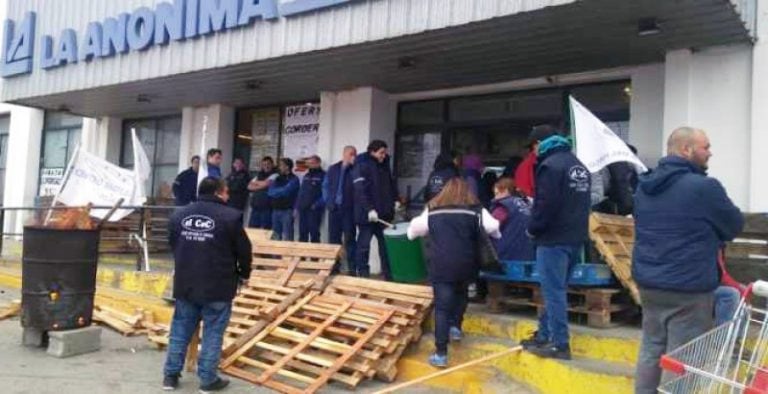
[589,212,641,305]
[93,304,169,337]
[250,240,338,290]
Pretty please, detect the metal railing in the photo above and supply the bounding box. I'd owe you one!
[0,205,176,271]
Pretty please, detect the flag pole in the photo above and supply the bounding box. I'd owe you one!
[43,144,81,225]
[196,116,209,196]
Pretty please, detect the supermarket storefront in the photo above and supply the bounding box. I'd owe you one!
[1,0,766,234]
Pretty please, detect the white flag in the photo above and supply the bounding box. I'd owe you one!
[570,96,647,173]
[196,116,209,192]
[57,150,141,221]
[131,128,152,205]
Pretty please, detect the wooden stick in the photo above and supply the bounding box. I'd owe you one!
[377,218,395,228]
[372,346,523,394]
[97,198,125,229]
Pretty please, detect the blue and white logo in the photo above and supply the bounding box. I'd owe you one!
[182,215,216,233]
[2,12,36,78]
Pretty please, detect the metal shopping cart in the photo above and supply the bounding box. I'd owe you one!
[659,281,768,394]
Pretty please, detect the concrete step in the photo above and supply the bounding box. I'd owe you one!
[401,333,634,394]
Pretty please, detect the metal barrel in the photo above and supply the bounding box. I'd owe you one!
[21,226,100,331]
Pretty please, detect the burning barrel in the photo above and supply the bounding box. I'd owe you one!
[21,226,100,331]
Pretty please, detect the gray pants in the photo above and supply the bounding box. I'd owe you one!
[635,287,714,394]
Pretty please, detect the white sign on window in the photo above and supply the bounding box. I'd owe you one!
[39,167,64,197]
[281,104,320,161]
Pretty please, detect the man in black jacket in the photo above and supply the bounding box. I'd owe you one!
[225,158,250,213]
[353,140,398,279]
[162,177,252,393]
[297,155,326,243]
[522,125,591,360]
[172,156,200,206]
[247,156,277,229]
[323,146,357,273]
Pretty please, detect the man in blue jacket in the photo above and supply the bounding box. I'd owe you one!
[323,146,357,273]
[522,125,591,360]
[297,155,326,243]
[163,177,251,392]
[633,127,743,394]
[353,140,399,279]
[206,149,223,179]
[172,156,200,206]
[268,158,300,241]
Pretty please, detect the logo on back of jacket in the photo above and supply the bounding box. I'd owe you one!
[181,215,216,242]
[568,166,590,193]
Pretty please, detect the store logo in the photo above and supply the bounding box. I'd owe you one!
[2,0,359,79]
[182,215,216,232]
[2,12,36,78]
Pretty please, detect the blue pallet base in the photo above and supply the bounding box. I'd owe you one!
[481,260,617,286]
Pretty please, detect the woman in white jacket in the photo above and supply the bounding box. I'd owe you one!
[407,178,500,368]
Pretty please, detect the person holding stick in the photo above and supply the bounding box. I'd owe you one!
[407,178,500,367]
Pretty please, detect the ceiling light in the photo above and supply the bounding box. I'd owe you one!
[137,94,152,103]
[244,80,263,90]
[398,56,417,69]
[638,18,661,36]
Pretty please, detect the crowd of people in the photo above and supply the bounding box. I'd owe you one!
[164,124,746,392]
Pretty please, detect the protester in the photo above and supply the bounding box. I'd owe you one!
[353,140,398,279]
[172,156,200,206]
[163,177,251,392]
[715,249,745,326]
[206,149,223,179]
[247,157,277,229]
[225,157,250,213]
[515,125,551,198]
[424,151,460,202]
[490,178,535,261]
[297,155,326,243]
[522,127,591,361]
[268,158,300,241]
[632,127,743,394]
[323,146,357,273]
[407,178,500,368]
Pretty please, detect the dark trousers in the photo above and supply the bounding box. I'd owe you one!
[432,281,469,355]
[535,244,580,348]
[328,208,357,273]
[248,208,272,229]
[355,223,391,279]
[635,288,713,394]
[272,209,294,241]
[163,298,232,385]
[298,208,323,243]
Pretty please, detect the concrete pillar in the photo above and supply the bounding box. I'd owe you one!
[80,117,122,163]
[662,49,693,148]
[750,0,768,212]
[318,86,397,275]
[3,106,44,235]
[180,104,235,173]
[629,63,665,166]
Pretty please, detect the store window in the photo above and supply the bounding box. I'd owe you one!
[234,107,282,171]
[121,116,182,200]
[39,112,82,196]
[0,115,9,202]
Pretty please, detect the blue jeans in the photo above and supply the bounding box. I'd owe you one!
[714,286,741,326]
[355,223,391,279]
[271,209,294,241]
[328,208,357,273]
[535,244,580,348]
[432,281,469,355]
[163,298,232,385]
[298,208,323,243]
[248,208,272,229]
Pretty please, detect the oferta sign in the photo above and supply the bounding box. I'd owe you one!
[2,0,355,78]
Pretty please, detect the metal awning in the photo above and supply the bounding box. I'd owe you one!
[6,0,756,117]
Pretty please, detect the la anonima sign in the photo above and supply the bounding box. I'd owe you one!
[1,0,357,78]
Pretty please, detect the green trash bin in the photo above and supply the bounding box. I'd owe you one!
[383,223,427,283]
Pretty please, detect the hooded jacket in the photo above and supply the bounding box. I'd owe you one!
[172,167,198,206]
[424,154,459,202]
[352,153,398,224]
[632,156,744,293]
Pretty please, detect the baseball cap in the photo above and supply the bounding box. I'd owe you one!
[528,125,559,146]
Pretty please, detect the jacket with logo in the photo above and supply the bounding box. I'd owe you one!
[528,147,591,245]
[297,168,326,210]
[168,196,252,303]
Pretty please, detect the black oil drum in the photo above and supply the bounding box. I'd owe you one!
[21,226,100,331]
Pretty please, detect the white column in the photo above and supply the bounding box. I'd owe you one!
[629,63,665,166]
[2,106,44,235]
[662,49,693,149]
[80,116,123,162]
[750,0,768,212]
[179,104,235,173]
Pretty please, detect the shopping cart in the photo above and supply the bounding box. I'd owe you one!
[659,280,768,394]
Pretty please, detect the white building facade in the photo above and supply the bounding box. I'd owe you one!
[0,0,765,241]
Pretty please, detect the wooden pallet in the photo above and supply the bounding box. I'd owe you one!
[486,281,634,328]
[246,228,274,244]
[250,240,340,290]
[322,276,434,381]
[726,213,768,284]
[589,213,640,305]
[220,293,394,393]
[222,281,314,357]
